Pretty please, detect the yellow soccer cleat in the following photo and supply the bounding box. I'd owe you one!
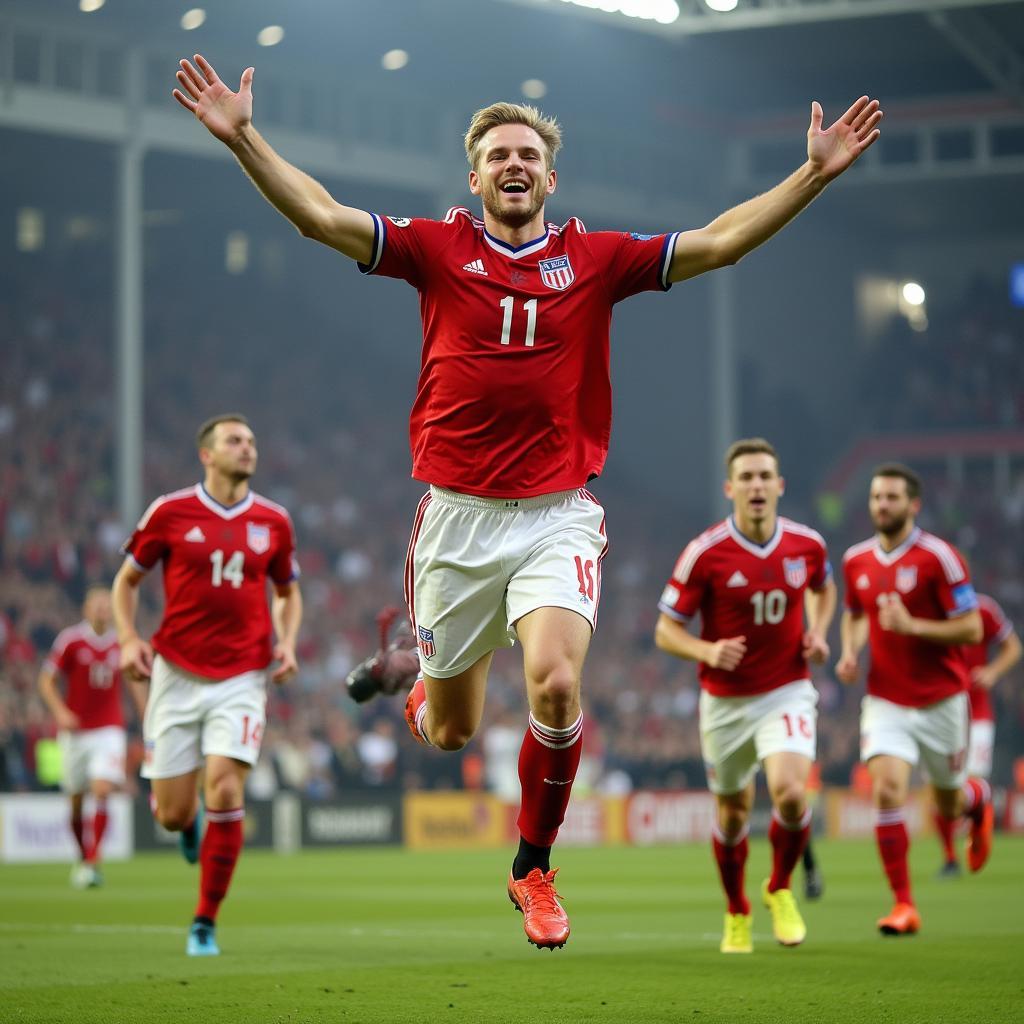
[761,880,807,947]
[720,912,753,954]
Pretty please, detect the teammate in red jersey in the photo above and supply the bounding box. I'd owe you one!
[111,414,302,956]
[38,585,128,889]
[655,439,836,953]
[172,51,881,949]
[934,592,1020,877]
[836,463,991,936]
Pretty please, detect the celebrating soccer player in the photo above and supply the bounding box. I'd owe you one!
[173,51,880,949]
[655,439,835,953]
[112,414,302,956]
[836,463,993,936]
[38,586,129,889]
[934,591,1020,877]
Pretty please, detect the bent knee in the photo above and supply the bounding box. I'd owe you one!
[772,784,807,821]
[155,806,195,832]
[430,722,475,752]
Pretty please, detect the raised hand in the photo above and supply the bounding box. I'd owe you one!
[807,96,883,183]
[173,54,253,146]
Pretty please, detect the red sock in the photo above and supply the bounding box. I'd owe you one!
[961,778,990,823]
[712,824,750,915]
[875,809,912,906]
[767,807,811,893]
[194,808,245,922]
[516,714,583,847]
[87,799,109,863]
[933,811,957,863]
[70,813,87,859]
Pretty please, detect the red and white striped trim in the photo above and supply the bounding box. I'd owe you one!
[780,517,828,552]
[672,522,730,584]
[206,807,245,824]
[712,821,749,846]
[134,486,195,531]
[580,488,609,624]
[842,537,876,565]
[875,807,905,827]
[772,806,813,831]
[917,531,966,585]
[529,712,583,751]
[403,492,433,636]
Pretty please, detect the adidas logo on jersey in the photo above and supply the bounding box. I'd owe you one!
[185,526,206,543]
[726,570,748,588]
[462,259,487,276]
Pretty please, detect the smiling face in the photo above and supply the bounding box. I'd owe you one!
[468,123,556,231]
[725,452,784,535]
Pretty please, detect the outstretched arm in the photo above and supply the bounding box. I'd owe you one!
[173,54,375,262]
[668,96,883,282]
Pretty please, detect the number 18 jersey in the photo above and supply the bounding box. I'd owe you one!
[123,484,299,680]
[360,208,679,498]
[659,517,831,697]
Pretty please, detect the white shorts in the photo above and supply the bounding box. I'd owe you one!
[860,692,968,789]
[142,655,268,780]
[58,726,126,793]
[966,719,995,780]
[406,486,608,678]
[699,680,818,795]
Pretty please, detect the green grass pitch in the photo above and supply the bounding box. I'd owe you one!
[2,837,1021,1023]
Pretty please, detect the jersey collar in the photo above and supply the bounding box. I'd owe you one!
[482,226,553,260]
[727,516,782,559]
[195,483,255,520]
[872,526,921,566]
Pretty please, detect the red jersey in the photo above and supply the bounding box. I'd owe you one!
[964,593,1013,722]
[842,527,977,708]
[43,622,123,730]
[658,517,831,697]
[360,208,678,498]
[124,485,299,680]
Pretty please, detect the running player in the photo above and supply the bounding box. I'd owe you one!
[172,52,881,948]
[837,463,992,935]
[655,438,835,953]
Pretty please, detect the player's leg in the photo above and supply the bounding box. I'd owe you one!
[802,839,824,899]
[713,783,755,953]
[83,725,127,875]
[85,778,115,870]
[412,655,491,749]
[504,605,590,950]
[69,792,87,861]
[762,751,813,932]
[868,754,919,934]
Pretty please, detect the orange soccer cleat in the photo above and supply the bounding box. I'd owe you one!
[966,801,994,873]
[877,902,921,936]
[404,677,428,745]
[508,868,570,950]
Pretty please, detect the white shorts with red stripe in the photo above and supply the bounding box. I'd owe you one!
[966,718,994,779]
[405,486,608,678]
[58,726,127,793]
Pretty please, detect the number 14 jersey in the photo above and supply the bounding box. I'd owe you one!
[659,517,831,697]
[123,485,299,680]
[360,208,678,498]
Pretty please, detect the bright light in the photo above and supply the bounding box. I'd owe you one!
[556,0,680,25]
[257,25,285,47]
[902,282,926,306]
[521,79,547,100]
[79,0,105,12]
[381,49,409,71]
[181,8,206,31]
[704,0,738,11]
[226,231,249,274]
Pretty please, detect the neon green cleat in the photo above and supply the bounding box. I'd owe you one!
[719,912,753,954]
[761,880,807,946]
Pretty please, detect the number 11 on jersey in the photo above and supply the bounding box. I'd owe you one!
[499,296,538,347]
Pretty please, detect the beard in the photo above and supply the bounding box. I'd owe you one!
[873,510,908,536]
[481,182,545,230]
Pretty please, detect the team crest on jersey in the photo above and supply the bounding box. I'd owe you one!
[417,625,435,660]
[538,255,575,291]
[246,523,271,554]
[895,565,918,593]
[783,557,807,588]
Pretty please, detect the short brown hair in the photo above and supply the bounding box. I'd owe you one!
[872,462,922,499]
[464,102,562,171]
[725,437,779,474]
[196,413,251,450]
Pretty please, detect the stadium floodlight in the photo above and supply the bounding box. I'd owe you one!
[381,49,409,71]
[521,78,548,100]
[703,0,738,11]
[79,0,105,12]
[901,282,925,307]
[551,0,680,26]
[257,25,285,47]
[181,8,207,31]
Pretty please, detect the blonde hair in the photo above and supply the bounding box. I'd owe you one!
[464,102,562,171]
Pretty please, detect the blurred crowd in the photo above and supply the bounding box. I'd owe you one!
[2,257,1023,799]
